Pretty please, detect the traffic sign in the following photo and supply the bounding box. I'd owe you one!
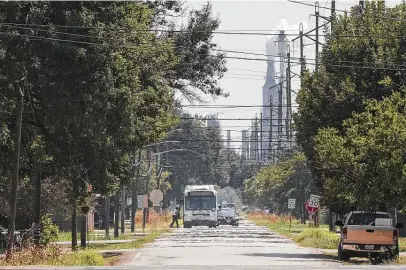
[288,199,296,209]
[149,189,163,204]
[305,199,319,214]
[309,194,321,208]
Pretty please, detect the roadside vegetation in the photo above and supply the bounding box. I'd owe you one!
[0,247,104,267]
[250,213,406,256]
[249,213,339,249]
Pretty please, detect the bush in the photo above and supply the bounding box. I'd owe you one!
[0,246,104,266]
[294,228,340,249]
[58,249,104,266]
[41,214,59,245]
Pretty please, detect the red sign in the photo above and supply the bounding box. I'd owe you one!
[305,199,319,214]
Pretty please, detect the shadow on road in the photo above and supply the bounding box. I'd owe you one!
[241,252,338,261]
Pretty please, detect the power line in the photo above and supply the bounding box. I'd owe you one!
[3,26,406,71]
[182,104,299,108]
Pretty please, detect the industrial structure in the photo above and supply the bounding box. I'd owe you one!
[240,30,295,163]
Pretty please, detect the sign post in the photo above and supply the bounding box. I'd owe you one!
[288,199,296,232]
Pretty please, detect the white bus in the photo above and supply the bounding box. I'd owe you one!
[183,185,218,228]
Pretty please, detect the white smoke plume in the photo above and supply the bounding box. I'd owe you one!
[265,19,310,59]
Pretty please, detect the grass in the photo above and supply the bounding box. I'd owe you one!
[0,246,105,266]
[399,238,406,252]
[249,213,340,249]
[56,231,135,242]
[90,229,169,250]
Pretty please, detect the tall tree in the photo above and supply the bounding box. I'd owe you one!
[295,2,406,209]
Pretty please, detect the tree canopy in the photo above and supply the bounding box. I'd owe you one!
[295,1,406,211]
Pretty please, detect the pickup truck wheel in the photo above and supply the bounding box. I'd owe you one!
[338,245,350,261]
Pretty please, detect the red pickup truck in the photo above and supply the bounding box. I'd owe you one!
[335,211,403,264]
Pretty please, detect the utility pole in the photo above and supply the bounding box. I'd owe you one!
[331,0,336,20]
[255,115,259,163]
[315,2,320,73]
[286,47,292,143]
[156,145,160,189]
[299,23,305,76]
[260,111,263,162]
[277,84,283,160]
[120,186,125,234]
[104,196,110,238]
[268,95,273,163]
[143,148,152,230]
[131,150,141,232]
[114,191,119,238]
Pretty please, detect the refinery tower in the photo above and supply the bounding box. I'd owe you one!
[261,31,289,162]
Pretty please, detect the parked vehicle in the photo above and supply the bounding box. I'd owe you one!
[183,185,218,228]
[218,208,239,226]
[335,211,403,264]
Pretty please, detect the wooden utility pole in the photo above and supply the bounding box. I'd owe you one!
[7,82,24,256]
[121,186,125,234]
[277,84,283,159]
[104,196,110,238]
[260,111,263,162]
[114,192,119,238]
[131,150,141,232]
[286,48,292,142]
[268,95,273,163]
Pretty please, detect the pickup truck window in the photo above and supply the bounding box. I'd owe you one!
[347,213,390,226]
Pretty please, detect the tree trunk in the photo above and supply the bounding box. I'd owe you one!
[104,196,110,238]
[71,199,77,250]
[121,186,125,234]
[33,162,41,246]
[114,193,119,238]
[131,150,141,232]
[80,213,86,248]
[7,84,24,257]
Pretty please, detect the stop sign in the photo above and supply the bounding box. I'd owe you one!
[305,199,319,214]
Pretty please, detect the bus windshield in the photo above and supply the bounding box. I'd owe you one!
[185,196,216,211]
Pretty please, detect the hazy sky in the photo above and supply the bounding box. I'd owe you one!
[181,0,402,150]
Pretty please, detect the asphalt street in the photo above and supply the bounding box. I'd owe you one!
[4,220,406,269]
[119,219,378,269]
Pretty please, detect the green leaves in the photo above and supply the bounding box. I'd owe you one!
[243,152,313,214]
[296,2,406,211]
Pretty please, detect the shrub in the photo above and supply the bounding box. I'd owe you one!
[0,246,104,266]
[294,228,340,249]
[40,214,59,245]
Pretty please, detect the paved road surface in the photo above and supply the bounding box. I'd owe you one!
[4,219,405,269]
[123,219,338,267]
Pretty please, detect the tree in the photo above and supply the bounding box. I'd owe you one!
[243,152,314,215]
[315,92,406,210]
[295,2,406,207]
[0,1,228,251]
[163,113,258,203]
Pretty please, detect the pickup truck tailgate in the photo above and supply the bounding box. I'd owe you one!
[346,225,394,245]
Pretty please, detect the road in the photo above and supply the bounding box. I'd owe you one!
[124,219,337,267]
[3,219,404,269]
[115,219,401,269]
